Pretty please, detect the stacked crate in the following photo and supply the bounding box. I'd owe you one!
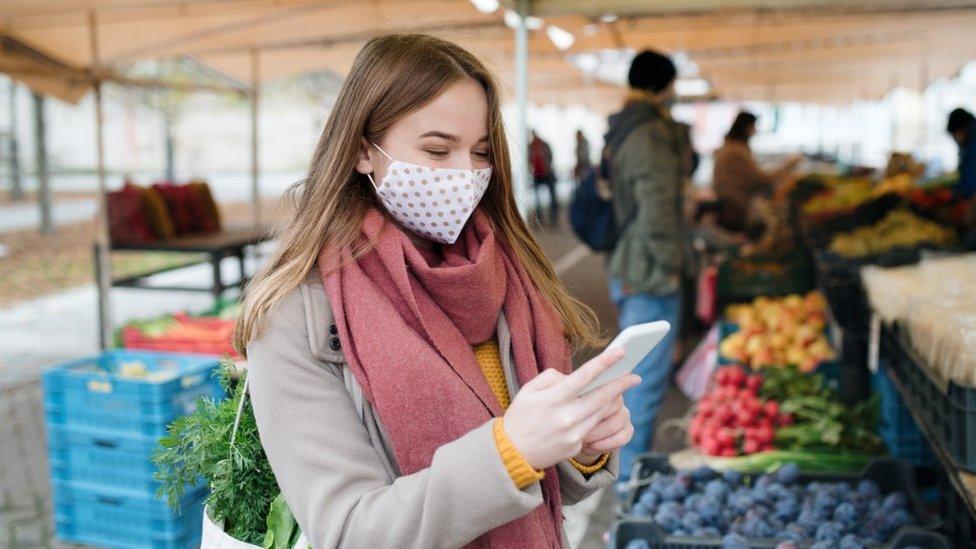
[43,350,223,549]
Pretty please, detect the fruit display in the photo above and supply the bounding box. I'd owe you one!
[828,209,956,258]
[800,180,874,217]
[626,462,921,546]
[907,185,972,225]
[719,292,834,372]
[690,365,882,457]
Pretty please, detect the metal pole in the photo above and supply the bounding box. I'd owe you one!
[514,0,531,218]
[250,48,261,227]
[32,92,52,234]
[90,9,113,349]
[8,81,24,201]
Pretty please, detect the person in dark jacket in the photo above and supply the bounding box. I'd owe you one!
[947,108,976,199]
[604,49,688,488]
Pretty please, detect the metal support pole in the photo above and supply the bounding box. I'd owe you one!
[8,81,24,201]
[250,48,261,227]
[90,10,113,349]
[514,0,531,218]
[32,92,52,234]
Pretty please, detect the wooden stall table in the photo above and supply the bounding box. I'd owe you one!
[93,224,272,348]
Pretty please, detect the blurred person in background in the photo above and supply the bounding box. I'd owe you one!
[603,49,687,490]
[947,108,976,199]
[529,130,559,225]
[574,129,592,184]
[712,111,801,232]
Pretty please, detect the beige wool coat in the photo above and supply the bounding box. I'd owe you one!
[246,273,619,548]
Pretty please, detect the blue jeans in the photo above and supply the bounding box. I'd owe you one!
[608,278,681,486]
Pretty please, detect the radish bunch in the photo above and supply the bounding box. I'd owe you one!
[690,366,793,456]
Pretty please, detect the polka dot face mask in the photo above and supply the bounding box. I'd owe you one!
[367,142,492,244]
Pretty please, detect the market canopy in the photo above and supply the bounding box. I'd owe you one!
[1,0,974,107]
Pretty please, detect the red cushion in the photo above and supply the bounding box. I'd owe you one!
[107,183,155,244]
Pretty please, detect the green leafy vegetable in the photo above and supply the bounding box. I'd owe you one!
[263,493,303,549]
[760,365,883,454]
[153,358,280,544]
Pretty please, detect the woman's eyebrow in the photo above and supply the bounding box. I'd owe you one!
[418,131,490,143]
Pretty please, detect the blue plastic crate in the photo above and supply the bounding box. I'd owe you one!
[873,362,935,467]
[43,350,223,437]
[47,423,204,496]
[52,480,205,549]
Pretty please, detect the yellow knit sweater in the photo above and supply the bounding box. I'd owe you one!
[473,338,610,489]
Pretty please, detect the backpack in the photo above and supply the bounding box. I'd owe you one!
[569,148,620,252]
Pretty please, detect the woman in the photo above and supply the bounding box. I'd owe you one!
[712,111,800,231]
[235,34,638,548]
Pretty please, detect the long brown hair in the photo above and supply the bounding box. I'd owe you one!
[235,34,605,356]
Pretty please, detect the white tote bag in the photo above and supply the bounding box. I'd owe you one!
[200,376,309,549]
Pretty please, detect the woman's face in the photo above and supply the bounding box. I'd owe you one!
[357,77,491,186]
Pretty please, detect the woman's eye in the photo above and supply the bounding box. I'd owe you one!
[473,150,491,159]
[425,150,449,158]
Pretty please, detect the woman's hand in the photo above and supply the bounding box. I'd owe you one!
[502,348,640,470]
[573,395,634,464]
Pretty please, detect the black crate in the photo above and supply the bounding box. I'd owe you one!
[937,469,976,549]
[611,520,950,548]
[619,453,939,535]
[812,251,870,332]
[884,324,976,473]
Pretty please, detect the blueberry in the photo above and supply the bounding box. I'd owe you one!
[776,463,801,485]
[755,474,775,489]
[654,501,685,532]
[856,479,880,498]
[638,489,660,509]
[775,542,798,549]
[839,533,867,549]
[811,542,834,549]
[632,501,653,518]
[681,511,704,531]
[723,469,744,486]
[815,521,845,542]
[722,533,750,549]
[661,480,689,502]
[729,492,755,513]
[881,492,908,513]
[672,529,689,536]
[697,496,723,527]
[814,491,838,512]
[625,540,650,549]
[772,498,800,522]
[693,526,722,537]
[782,523,808,541]
[692,465,718,482]
[833,502,858,527]
[684,493,703,510]
[705,479,730,501]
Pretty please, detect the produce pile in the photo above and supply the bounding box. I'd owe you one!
[690,366,881,457]
[907,185,971,225]
[626,463,918,547]
[799,179,875,217]
[120,302,241,357]
[828,209,956,258]
[719,293,833,372]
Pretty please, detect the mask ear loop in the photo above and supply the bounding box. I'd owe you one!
[366,142,395,189]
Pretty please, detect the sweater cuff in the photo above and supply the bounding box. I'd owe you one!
[568,453,611,475]
[493,418,545,489]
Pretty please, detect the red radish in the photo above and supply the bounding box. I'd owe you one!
[743,439,761,454]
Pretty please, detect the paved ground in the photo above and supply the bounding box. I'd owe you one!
[0,207,692,549]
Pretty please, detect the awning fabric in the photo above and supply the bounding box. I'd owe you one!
[1,1,974,107]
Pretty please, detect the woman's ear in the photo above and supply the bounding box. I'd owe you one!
[355,138,374,175]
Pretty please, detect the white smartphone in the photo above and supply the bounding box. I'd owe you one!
[579,320,671,396]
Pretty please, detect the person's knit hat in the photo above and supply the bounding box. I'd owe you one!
[628,50,677,93]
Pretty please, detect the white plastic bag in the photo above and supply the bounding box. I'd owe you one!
[200,376,310,549]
